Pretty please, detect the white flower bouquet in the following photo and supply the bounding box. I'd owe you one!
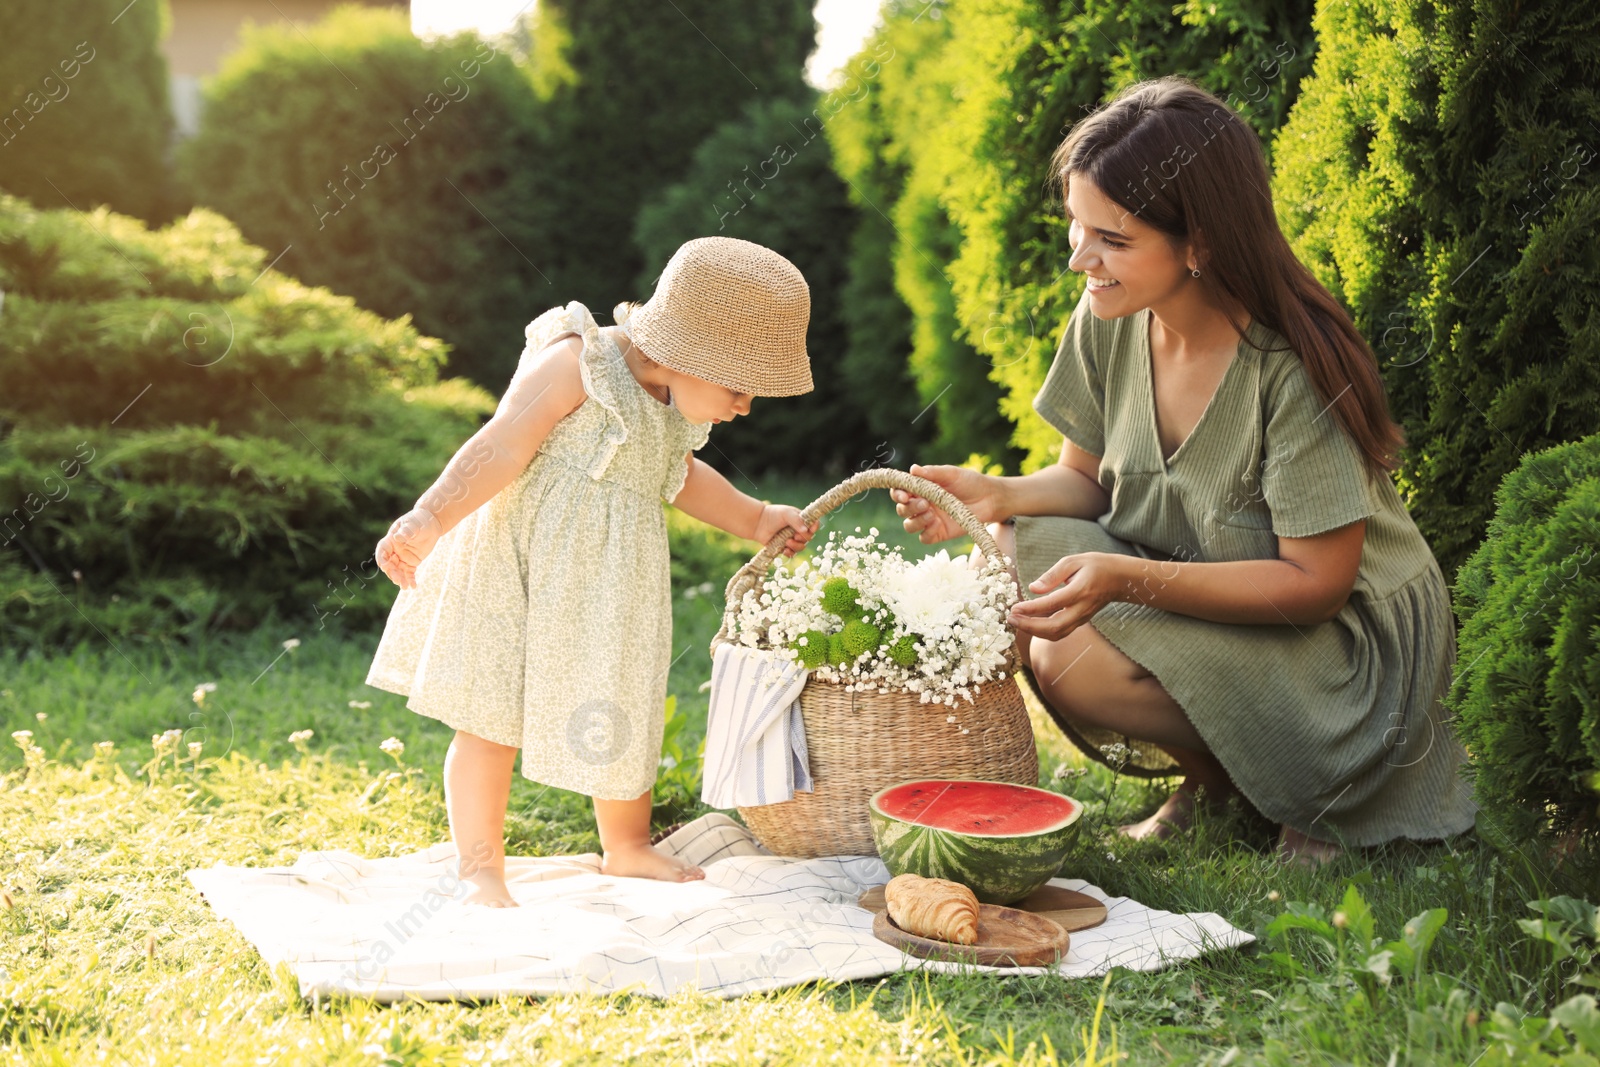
[730,526,1019,706]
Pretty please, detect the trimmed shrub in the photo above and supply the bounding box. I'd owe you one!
[927,0,1316,469]
[0,0,175,223]
[0,194,495,649]
[827,4,1016,467]
[633,95,871,477]
[530,0,817,312]
[1448,433,1600,848]
[1271,0,1600,578]
[180,7,547,388]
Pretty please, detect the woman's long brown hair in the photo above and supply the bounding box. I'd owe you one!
[1051,75,1404,479]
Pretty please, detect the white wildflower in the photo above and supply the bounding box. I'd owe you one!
[282,638,301,652]
[347,700,372,709]
[379,737,405,761]
[288,729,314,745]
[192,681,217,706]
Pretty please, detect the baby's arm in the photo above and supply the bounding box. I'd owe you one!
[375,336,587,589]
[670,456,816,557]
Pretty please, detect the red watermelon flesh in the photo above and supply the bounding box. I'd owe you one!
[869,779,1084,904]
[876,780,1080,834]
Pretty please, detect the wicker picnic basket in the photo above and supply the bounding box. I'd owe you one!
[710,469,1038,858]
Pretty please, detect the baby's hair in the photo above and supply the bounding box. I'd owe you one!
[612,302,640,328]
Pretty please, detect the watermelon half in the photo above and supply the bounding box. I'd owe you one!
[868,779,1084,904]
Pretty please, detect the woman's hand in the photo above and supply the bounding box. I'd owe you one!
[1007,551,1131,641]
[375,507,444,590]
[891,463,1008,544]
[754,504,816,557]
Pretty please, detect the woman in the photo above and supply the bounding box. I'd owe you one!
[893,76,1476,863]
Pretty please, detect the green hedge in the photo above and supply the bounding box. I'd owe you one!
[530,0,817,313]
[0,195,495,649]
[180,6,547,388]
[894,0,1315,470]
[1449,433,1600,848]
[634,95,872,477]
[1270,0,1600,578]
[0,0,176,223]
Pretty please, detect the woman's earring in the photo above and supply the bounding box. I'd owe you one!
[1191,268,1201,278]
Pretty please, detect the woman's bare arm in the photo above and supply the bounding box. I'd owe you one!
[997,438,1110,519]
[895,438,1109,544]
[1011,519,1366,638]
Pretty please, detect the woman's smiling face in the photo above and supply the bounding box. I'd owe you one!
[1065,174,1192,319]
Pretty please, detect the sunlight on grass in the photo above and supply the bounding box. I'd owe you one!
[3,483,1598,1064]
[2,745,1136,1065]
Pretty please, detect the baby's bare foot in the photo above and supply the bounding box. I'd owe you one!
[601,843,705,882]
[460,870,520,908]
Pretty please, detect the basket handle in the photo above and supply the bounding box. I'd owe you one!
[711,468,1008,652]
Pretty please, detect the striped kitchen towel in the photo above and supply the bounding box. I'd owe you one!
[701,643,812,808]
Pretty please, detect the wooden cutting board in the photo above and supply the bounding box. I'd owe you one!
[857,884,1108,933]
[872,905,1069,967]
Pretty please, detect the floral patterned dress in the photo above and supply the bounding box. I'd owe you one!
[365,302,711,800]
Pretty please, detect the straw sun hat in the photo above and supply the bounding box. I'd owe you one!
[614,237,813,397]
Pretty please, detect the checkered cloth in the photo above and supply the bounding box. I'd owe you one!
[186,813,1253,1002]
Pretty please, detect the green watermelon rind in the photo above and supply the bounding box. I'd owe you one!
[868,780,1084,905]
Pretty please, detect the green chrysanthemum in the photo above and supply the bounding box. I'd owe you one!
[841,620,882,657]
[888,634,919,667]
[821,576,862,619]
[826,632,850,667]
[790,629,829,669]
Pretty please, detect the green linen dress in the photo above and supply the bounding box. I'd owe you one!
[1013,288,1477,847]
[365,302,711,800]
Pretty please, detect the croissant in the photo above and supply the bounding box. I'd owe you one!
[884,873,980,945]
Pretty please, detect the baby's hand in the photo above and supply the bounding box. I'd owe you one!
[375,507,443,589]
[755,504,815,557]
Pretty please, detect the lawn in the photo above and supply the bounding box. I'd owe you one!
[2,480,1596,1065]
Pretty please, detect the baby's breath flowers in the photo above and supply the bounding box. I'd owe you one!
[733,528,1016,706]
[379,737,405,764]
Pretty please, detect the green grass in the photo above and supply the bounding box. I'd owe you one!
[3,482,1598,1064]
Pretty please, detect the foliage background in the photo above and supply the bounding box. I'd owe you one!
[180,8,547,389]
[0,195,493,647]
[0,0,177,223]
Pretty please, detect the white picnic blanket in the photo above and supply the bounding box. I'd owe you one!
[186,813,1253,1002]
